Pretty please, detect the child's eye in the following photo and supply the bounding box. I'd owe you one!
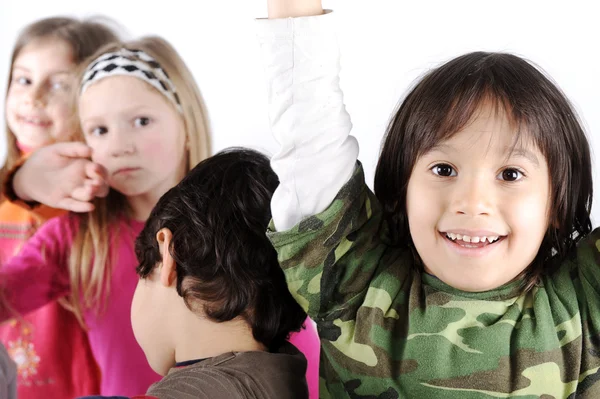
[13,76,31,86]
[498,168,524,182]
[134,117,151,127]
[50,81,69,92]
[90,126,108,136]
[431,163,456,177]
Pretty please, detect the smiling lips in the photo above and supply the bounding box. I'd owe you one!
[19,115,51,128]
[441,231,506,251]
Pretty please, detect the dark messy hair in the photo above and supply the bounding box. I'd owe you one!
[135,148,306,350]
[374,51,593,289]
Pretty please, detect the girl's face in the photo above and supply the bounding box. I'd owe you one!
[406,102,551,292]
[78,75,188,209]
[5,38,77,150]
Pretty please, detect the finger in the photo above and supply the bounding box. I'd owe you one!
[71,183,96,203]
[56,197,95,213]
[55,142,93,159]
[94,182,110,198]
[85,162,109,182]
[86,180,110,199]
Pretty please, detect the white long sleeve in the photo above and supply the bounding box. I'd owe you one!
[256,11,359,231]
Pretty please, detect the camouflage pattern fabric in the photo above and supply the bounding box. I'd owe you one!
[267,163,600,399]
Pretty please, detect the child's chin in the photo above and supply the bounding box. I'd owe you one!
[437,269,508,292]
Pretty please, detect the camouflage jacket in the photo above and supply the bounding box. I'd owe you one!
[268,164,600,399]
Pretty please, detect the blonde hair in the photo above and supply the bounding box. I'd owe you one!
[64,36,212,326]
[1,17,120,186]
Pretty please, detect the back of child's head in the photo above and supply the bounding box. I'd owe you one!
[374,51,593,286]
[2,16,120,183]
[135,148,307,350]
[66,35,213,325]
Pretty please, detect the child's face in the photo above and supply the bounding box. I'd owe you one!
[5,38,76,150]
[131,262,175,376]
[406,103,551,292]
[79,76,188,205]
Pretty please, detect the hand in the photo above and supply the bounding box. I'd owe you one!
[12,142,109,212]
[267,0,323,18]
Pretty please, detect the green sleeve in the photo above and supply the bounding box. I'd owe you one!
[573,227,600,332]
[267,163,389,323]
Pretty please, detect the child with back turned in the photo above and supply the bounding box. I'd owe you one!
[80,148,310,399]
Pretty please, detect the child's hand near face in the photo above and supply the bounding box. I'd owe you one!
[12,142,109,212]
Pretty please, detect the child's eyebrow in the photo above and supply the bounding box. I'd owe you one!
[13,65,72,76]
[428,143,540,167]
[504,147,540,167]
[429,143,455,153]
[12,65,30,73]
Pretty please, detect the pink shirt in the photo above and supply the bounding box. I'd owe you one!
[0,201,101,399]
[0,214,160,396]
[289,318,320,399]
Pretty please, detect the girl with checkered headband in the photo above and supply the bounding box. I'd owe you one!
[0,36,212,395]
[0,17,120,399]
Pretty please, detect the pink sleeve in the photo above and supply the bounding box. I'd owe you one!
[289,316,320,399]
[0,214,75,321]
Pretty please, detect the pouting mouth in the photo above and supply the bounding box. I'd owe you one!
[442,232,505,245]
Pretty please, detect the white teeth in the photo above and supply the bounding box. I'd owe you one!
[445,233,501,244]
[23,117,46,125]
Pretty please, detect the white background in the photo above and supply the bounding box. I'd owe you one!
[1,0,598,224]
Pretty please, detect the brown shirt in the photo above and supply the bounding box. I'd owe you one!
[146,342,308,399]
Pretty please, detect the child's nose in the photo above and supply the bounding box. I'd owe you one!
[109,130,136,157]
[450,175,494,217]
[24,84,46,106]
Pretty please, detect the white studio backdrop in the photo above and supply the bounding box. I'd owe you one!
[1,0,598,223]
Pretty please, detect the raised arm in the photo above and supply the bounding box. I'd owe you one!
[258,0,359,231]
[267,0,323,18]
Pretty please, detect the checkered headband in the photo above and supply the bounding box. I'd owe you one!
[80,48,183,113]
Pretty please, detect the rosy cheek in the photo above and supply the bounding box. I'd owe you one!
[139,134,183,159]
[5,92,18,110]
[510,193,550,236]
[139,141,164,156]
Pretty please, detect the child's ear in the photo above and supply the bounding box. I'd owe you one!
[156,228,177,287]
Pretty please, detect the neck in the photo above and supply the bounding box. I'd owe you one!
[126,194,159,221]
[174,315,266,365]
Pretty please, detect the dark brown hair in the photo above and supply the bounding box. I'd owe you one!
[374,51,593,289]
[1,16,119,185]
[135,148,306,350]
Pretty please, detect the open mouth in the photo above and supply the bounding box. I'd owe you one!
[441,232,505,249]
